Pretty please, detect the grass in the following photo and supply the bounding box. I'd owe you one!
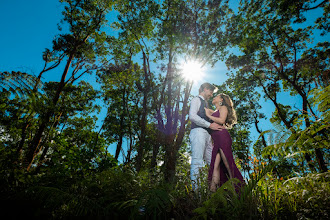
[1,159,329,219]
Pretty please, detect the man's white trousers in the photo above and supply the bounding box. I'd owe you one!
[189,128,213,188]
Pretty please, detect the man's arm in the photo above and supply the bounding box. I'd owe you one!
[189,97,211,128]
[209,122,225,130]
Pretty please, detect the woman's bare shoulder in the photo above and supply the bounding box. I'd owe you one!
[219,105,228,112]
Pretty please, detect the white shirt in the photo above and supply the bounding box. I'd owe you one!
[189,95,211,128]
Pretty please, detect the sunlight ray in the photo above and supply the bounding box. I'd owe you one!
[180,60,205,82]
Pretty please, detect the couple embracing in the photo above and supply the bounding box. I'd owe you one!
[189,83,245,192]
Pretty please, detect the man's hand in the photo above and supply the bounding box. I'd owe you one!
[209,122,225,130]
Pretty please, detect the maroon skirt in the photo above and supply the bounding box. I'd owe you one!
[208,110,245,192]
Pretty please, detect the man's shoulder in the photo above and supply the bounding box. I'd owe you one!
[191,96,202,103]
[190,96,202,110]
[192,95,203,100]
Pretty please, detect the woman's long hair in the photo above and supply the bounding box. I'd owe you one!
[219,93,237,129]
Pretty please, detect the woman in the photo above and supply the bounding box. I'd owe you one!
[205,93,245,192]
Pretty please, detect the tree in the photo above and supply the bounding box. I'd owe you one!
[24,0,114,171]
[98,61,143,162]
[152,0,231,182]
[109,0,232,181]
[225,0,329,172]
[109,0,159,170]
[34,80,103,171]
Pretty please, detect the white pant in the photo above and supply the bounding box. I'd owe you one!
[189,128,213,188]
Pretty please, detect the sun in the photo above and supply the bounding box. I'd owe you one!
[180,60,205,82]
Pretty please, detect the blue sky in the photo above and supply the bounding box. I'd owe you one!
[0,0,323,161]
[0,1,63,76]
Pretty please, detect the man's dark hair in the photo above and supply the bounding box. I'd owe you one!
[199,82,216,94]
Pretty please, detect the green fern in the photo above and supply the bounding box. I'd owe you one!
[311,85,330,118]
[0,71,40,95]
[131,188,173,220]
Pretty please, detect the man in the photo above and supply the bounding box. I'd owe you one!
[189,82,223,189]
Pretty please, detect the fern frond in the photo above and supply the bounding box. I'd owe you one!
[132,188,173,219]
[0,71,40,95]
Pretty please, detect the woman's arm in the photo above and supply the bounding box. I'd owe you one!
[205,106,227,125]
[204,108,215,116]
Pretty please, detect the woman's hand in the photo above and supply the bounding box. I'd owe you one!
[204,107,213,118]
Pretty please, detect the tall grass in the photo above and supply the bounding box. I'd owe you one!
[192,159,330,220]
[257,172,330,219]
[1,158,329,219]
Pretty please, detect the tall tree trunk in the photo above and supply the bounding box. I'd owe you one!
[267,30,319,172]
[16,122,30,157]
[283,68,327,172]
[167,81,192,182]
[164,135,176,183]
[256,75,316,171]
[135,90,147,171]
[36,112,63,169]
[115,87,126,161]
[164,47,176,182]
[315,148,327,173]
[125,133,133,165]
[150,129,161,169]
[115,123,124,161]
[136,52,150,172]
[274,44,327,172]
[175,81,192,149]
[302,95,327,172]
[25,53,74,171]
[15,59,61,162]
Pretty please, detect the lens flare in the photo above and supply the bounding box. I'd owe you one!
[181,60,205,82]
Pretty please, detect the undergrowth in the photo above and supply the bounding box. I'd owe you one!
[0,161,329,219]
